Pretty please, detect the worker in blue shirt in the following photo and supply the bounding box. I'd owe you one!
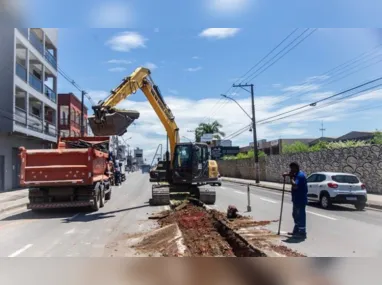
[283,162,308,239]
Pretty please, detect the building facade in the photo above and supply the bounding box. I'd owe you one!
[134,148,144,166]
[58,93,88,137]
[0,28,58,191]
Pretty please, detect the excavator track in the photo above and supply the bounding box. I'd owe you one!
[150,185,170,206]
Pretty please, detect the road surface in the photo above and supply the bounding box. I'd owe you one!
[0,172,167,257]
[212,181,382,257]
[1,173,382,257]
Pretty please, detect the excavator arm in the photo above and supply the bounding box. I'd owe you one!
[88,67,180,161]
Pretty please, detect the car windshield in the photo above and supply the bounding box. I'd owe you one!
[331,175,359,184]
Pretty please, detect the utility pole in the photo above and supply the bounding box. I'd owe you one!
[80,90,86,136]
[232,83,260,183]
[319,121,326,138]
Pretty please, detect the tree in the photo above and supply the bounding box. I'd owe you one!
[195,121,225,142]
[282,141,310,154]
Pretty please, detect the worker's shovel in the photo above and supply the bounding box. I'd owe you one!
[277,176,287,235]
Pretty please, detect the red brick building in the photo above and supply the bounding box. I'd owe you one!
[58,93,88,137]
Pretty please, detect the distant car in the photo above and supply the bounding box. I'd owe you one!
[306,172,367,211]
[210,173,222,187]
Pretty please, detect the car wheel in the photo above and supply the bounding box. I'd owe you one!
[355,202,366,211]
[320,193,331,209]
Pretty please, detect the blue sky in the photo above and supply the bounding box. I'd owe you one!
[15,0,382,160]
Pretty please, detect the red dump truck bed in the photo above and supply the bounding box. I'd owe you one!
[19,136,113,211]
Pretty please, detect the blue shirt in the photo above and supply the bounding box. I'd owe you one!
[291,171,308,205]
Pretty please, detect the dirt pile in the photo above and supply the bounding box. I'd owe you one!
[160,204,235,257]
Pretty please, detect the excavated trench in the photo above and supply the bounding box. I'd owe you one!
[141,199,305,257]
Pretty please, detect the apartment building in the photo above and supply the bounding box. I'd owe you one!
[0,28,58,191]
[58,93,88,137]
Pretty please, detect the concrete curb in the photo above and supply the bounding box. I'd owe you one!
[222,178,382,211]
[0,200,28,214]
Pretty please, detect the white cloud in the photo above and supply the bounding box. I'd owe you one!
[272,83,282,88]
[199,28,240,39]
[108,67,127,72]
[107,59,132,65]
[192,56,200,59]
[143,62,158,70]
[185,66,203,72]
[306,75,330,82]
[88,1,134,28]
[86,87,369,161]
[106,31,147,52]
[282,84,320,93]
[304,91,335,101]
[349,89,382,101]
[154,28,160,33]
[207,0,251,15]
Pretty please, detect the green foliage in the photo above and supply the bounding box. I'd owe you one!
[282,141,310,154]
[371,130,382,145]
[222,150,266,160]
[195,121,225,142]
[282,139,372,155]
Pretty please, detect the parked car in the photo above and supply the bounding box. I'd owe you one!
[306,172,367,210]
[210,173,222,187]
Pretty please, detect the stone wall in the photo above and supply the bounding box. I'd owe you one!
[217,145,382,194]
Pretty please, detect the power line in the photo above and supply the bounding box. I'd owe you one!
[224,77,382,140]
[205,28,309,122]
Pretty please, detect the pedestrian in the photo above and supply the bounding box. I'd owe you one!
[283,162,308,239]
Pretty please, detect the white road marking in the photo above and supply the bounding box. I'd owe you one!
[259,197,278,204]
[65,228,75,235]
[8,244,33,257]
[307,211,337,221]
[235,191,245,195]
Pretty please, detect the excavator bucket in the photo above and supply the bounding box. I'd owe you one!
[88,110,140,136]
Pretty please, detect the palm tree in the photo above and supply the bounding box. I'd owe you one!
[195,120,225,142]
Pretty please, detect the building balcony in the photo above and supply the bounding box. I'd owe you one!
[45,50,57,70]
[44,84,56,103]
[29,73,43,93]
[16,63,27,82]
[17,28,29,39]
[14,107,27,127]
[29,31,44,55]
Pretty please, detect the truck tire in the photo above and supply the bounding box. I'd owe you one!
[105,189,112,200]
[91,192,100,211]
[99,187,105,208]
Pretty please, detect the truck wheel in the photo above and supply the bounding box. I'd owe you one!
[99,188,105,208]
[105,189,112,201]
[91,192,100,211]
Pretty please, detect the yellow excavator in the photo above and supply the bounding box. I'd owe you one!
[88,67,218,205]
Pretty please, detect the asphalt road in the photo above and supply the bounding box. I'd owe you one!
[1,173,382,257]
[0,172,168,257]
[212,181,382,257]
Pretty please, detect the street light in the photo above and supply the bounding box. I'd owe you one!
[221,92,260,184]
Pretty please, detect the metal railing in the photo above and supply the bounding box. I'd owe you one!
[29,31,44,55]
[27,112,43,132]
[44,84,56,103]
[60,118,69,126]
[16,63,27,82]
[29,73,43,93]
[45,50,57,70]
[14,107,27,127]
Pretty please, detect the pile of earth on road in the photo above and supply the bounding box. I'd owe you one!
[132,202,306,257]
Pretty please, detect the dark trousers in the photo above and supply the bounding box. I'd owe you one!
[292,204,306,233]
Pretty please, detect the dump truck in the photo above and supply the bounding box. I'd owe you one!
[19,136,115,211]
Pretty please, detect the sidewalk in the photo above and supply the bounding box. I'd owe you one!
[0,189,29,214]
[222,177,382,210]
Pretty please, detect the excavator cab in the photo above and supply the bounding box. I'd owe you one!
[172,143,210,184]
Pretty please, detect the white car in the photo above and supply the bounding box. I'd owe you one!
[306,172,367,211]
